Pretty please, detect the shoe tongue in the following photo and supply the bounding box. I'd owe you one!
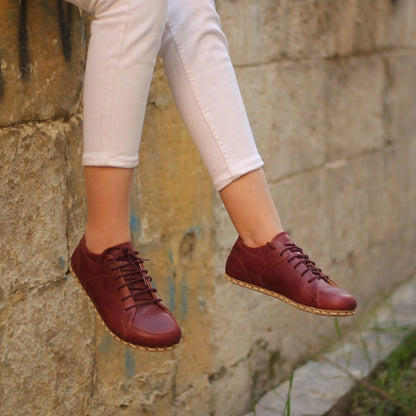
[100,241,135,263]
[269,231,291,248]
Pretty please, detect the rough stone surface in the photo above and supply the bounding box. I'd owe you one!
[211,0,416,413]
[0,0,85,126]
[1,1,416,416]
[234,55,385,183]
[0,278,95,415]
[247,277,416,416]
[217,0,416,65]
[0,121,70,298]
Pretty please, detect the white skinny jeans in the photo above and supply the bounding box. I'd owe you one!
[67,0,263,191]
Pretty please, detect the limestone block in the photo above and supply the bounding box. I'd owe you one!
[235,61,327,183]
[322,142,416,312]
[385,53,416,144]
[217,0,416,66]
[237,55,384,181]
[402,139,416,228]
[211,279,263,369]
[0,277,95,416]
[268,168,332,267]
[323,55,385,161]
[374,0,416,50]
[365,145,413,248]
[210,358,253,416]
[0,121,70,299]
[322,0,416,57]
[174,374,211,415]
[86,327,178,416]
[324,156,373,263]
[0,0,85,126]
[217,0,334,65]
[217,0,288,66]
[366,222,416,300]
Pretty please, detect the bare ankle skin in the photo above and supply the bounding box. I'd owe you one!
[219,168,284,247]
[84,166,134,254]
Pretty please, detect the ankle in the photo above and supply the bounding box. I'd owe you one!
[85,227,131,254]
[240,227,285,248]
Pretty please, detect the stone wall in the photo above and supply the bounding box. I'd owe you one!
[1,1,415,415]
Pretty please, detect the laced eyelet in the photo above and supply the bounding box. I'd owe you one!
[111,247,161,309]
[280,242,329,284]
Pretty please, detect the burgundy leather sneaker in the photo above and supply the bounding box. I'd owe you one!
[225,232,357,316]
[70,236,181,351]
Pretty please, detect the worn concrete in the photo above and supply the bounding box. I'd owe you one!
[245,277,416,416]
[1,1,416,415]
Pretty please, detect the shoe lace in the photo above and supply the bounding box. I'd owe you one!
[111,247,161,311]
[268,241,329,283]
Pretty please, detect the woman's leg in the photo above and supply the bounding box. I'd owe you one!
[84,166,134,254]
[159,0,356,315]
[159,0,282,246]
[66,0,181,351]
[219,169,283,247]
[159,0,263,192]
[67,0,168,253]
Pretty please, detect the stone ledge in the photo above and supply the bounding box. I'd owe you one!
[245,276,416,416]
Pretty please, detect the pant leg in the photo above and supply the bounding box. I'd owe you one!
[67,0,168,167]
[159,0,263,191]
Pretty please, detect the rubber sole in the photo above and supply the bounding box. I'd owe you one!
[225,274,355,317]
[69,264,181,351]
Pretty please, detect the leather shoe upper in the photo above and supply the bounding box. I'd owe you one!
[71,237,181,349]
[226,232,357,313]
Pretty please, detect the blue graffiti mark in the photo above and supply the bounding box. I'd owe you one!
[125,349,135,378]
[80,21,87,48]
[188,225,202,237]
[98,333,112,355]
[198,298,206,311]
[168,249,174,264]
[129,213,141,234]
[181,275,190,320]
[58,256,66,270]
[167,274,175,311]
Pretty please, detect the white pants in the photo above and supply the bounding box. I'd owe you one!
[66,0,263,191]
